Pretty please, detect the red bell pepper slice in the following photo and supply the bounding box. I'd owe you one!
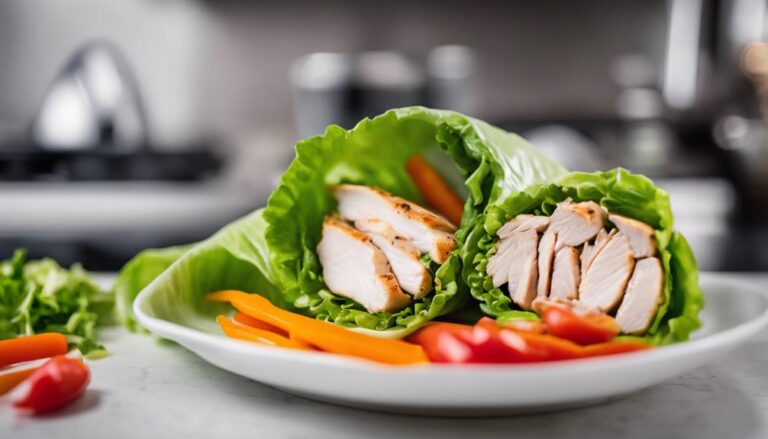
[540,306,621,345]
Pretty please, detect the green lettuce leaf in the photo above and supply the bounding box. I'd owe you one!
[463,168,703,344]
[113,244,191,332]
[121,106,565,338]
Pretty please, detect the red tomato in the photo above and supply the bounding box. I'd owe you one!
[408,319,582,364]
[541,306,620,345]
[14,356,90,415]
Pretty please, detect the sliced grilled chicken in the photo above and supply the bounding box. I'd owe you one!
[487,235,516,288]
[536,229,557,297]
[355,219,432,299]
[579,232,635,312]
[486,228,539,309]
[317,217,411,313]
[507,229,540,309]
[580,228,616,278]
[497,214,550,239]
[609,214,656,258]
[549,200,606,249]
[332,184,456,264]
[549,246,580,300]
[615,257,664,334]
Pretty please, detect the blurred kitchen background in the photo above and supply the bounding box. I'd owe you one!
[1,0,767,271]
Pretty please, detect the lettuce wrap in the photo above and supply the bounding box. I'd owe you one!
[463,168,703,344]
[116,107,565,337]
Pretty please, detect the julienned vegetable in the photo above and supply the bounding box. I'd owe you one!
[406,315,650,364]
[13,355,90,414]
[405,155,465,226]
[0,333,68,368]
[0,249,110,354]
[207,290,428,365]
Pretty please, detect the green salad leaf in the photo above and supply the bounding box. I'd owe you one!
[120,106,565,338]
[113,244,191,332]
[463,168,704,344]
[0,249,111,354]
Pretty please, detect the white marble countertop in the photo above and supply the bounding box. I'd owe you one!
[3,273,768,439]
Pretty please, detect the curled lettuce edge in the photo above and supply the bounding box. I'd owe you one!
[463,168,704,345]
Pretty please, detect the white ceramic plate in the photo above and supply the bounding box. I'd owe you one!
[134,273,768,416]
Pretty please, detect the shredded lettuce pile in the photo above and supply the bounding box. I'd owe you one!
[0,249,111,354]
[463,168,704,344]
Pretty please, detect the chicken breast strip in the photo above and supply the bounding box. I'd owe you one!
[615,257,664,334]
[550,246,580,300]
[317,217,411,313]
[580,228,616,278]
[332,184,456,264]
[536,229,557,297]
[355,219,432,299]
[549,200,606,249]
[486,228,540,309]
[609,214,656,258]
[579,232,635,312]
[497,215,550,238]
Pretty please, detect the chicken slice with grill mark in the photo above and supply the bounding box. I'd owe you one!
[355,219,432,299]
[609,214,656,258]
[536,229,557,298]
[317,217,411,313]
[550,246,581,300]
[549,200,606,249]
[332,184,456,264]
[579,232,635,312]
[497,215,550,239]
[615,257,664,334]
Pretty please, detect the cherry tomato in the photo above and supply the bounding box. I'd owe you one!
[541,306,620,345]
[408,319,582,364]
[407,323,474,363]
[14,356,90,415]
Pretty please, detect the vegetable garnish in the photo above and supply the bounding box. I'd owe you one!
[207,291,428,365]
[405,155,464,226]
[540,306,620,345]
[0,366,37,395]
[233,311,288,337]
[0,249,110,355]
[0,333,68,368]
[407,316,650,364]
[13,355,90,415]
[216,316,313,351]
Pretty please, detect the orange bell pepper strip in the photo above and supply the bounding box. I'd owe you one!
[207,291,428,365]
[0,333,69,369]
[233,312,288,337]
[216,316,313,351]
[405,155,464,226]
[0,366,37,395]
